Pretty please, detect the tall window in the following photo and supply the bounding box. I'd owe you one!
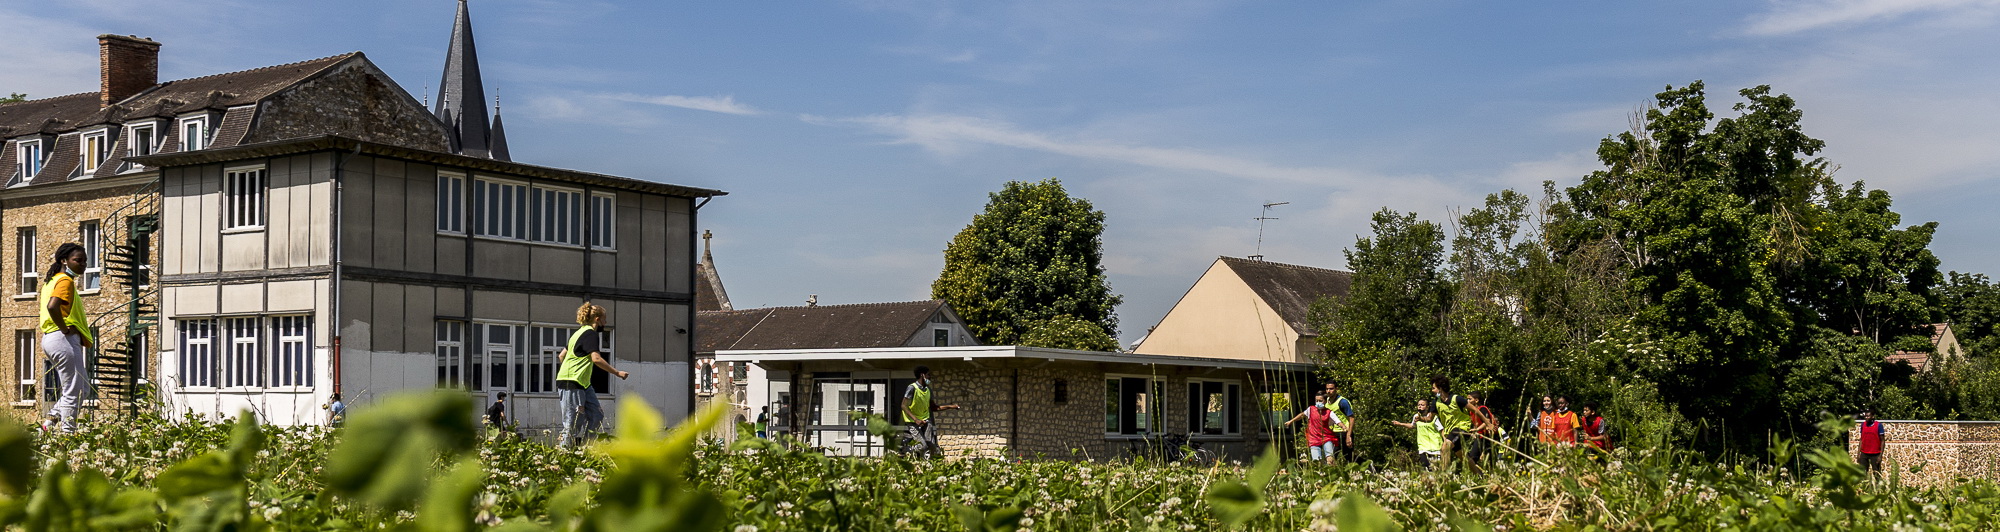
[528,326,572,393]
[219,317,262,388]
[225,167,266,229]
[127,124,156,157]
[14,329,34,402]
[474,179,528,239]
[1106,377,1163,435]
[78,221,101,291]
[436,321,465,389]
[589,193,616,249]
[436,174,465,234]
[532,186,582,245]
[179,116,207,151]
[178,319,216,388]
[15,140,42,180]
[81,132,107,174]
[477,323,520,391]
[271,316,313,387]
[1186,380,1242,435]
[17,228,36,295]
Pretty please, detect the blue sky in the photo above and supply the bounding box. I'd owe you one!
[7,0,1998,343]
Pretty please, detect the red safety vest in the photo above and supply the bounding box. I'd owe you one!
[1859,421,1884,455]
[1583,415,1611,451]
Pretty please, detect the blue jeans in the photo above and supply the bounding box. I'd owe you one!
[1309,441,1337,460]
[557,384,602,447]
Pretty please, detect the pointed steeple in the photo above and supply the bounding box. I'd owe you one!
[489,95,510,161]
[436,0,495,159]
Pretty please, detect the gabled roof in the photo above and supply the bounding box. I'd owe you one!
[1218,256,1352,335]
[117,53,358,118]
[696,300,953,354]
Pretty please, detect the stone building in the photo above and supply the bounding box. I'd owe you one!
[716,345,1311,461]
[1847,420,2000,487]
[1132,256,1352,363]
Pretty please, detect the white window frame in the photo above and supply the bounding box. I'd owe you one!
[78,221,101,293]
[436,320,466,389]
[1105,374,1165,437]
[589,193,617,249]
[224,166,266,230]
[270,315,313,388]
[178,116,208,152]
[219,317,262,388]
[437,173,466,234]
[1186,378,1243,436]
[81,130,107,175]
[473,322,524,392]
[126,123,157,158]
[15,139,42,180]
[473,177,529,240]
[16,227,36,297]
[14,329,35,404]
[531,185,583,246]
[177,319,216,389]
[526,325,573,394]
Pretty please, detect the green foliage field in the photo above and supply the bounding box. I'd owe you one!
[2,397,1997,531]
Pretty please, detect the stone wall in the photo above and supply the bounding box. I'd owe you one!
[782,359,1279,462]
[1847,420,2000,487]
[246,61,449,152]
[1,178,161,422]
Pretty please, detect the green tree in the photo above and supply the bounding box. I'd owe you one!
[0,93,25,104]
[1939,272,2000,355]
[932,178,1121,346]
[1018,314,1120,351]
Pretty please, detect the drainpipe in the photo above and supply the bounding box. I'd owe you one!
[1010,368,1020,460]
[329,142,358,398]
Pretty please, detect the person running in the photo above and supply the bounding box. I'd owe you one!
[1323,381,1358,462]
[38,243,93,434]
[1390,399,1442,469]
[900,365,961,458]
[1856,409,1886,476]
[1578,402,1612,454]
[1466,391,1499,471]
[1283,393,1346,465]
[557,303,631,448]
[1430,375,1473,471]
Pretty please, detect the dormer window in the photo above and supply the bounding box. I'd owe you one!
[127,124,157,157]
[15,139,43,180]
[81,131,108,175]
[179,117,208,151]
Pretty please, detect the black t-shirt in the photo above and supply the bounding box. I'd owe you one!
[486,401,506,426]
[572,329,602,359]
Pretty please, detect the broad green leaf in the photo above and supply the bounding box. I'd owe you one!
[1205,481,1262,529]
[154,452,236,502]
[1246,445,1280,490]
[1336,492,1402,532]
[408,458,487,532]
[323,392,477,510]
[952,504,986,532]
[0,416,32,496]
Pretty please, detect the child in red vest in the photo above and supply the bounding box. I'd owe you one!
[1578,402,1612,453]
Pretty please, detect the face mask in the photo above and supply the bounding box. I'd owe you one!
[64,265,80,277]
[1315,402,1325,409]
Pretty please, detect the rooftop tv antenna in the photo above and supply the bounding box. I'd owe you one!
[1251,201,1289,261]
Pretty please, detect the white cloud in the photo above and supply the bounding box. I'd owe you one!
[1744,0,2000,35]
[807,112,1392,186]
[604,93,762,115]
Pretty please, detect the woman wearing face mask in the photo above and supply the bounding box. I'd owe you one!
[1283,393,1345,465]
[39,243,94,433]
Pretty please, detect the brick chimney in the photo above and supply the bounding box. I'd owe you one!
[99,34,160,107]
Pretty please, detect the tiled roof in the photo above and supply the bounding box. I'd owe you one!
[1887,351,1931,372]
[29,134,80,185]
[210,106,256,149]
[1218,256,1353,336]
[697,300,951,354]
[0,53,356,139]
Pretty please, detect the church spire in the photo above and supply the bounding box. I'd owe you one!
[436,0,506,160]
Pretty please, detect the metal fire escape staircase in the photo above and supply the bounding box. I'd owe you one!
[86,178,160,412]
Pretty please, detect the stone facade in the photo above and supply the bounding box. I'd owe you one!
[1847,420,2000,487]
[1,175,161,421]
[244,60,449,152]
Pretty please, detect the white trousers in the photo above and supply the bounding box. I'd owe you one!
[41,331,86,432]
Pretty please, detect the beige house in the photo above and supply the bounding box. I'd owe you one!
[1133,257,1352,364]
[1885,323,1967,373]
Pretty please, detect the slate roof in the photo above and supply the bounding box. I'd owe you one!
[697,300,953,354]
[1218,256,1353,336]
